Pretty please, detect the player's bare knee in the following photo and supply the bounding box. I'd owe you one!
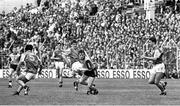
[154,80,160,85]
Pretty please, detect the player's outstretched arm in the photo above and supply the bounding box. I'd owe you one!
[50,51,56,60]
[37,55,43,75]
[38,65,43,75]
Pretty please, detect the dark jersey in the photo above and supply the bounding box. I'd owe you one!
[153,49,163,65]
[53,50,64,62]
[69,48,79,63]
[80,59,97,77]
[66,48,90,64]
[21,52,41,74]
[63,47,79,65]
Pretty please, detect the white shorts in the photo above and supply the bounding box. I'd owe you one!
[151,63,165,74]
[25,72,36,80]
[55,62,64,69]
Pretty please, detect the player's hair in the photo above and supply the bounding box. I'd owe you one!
[78,49,85,54]
[25,44,33,51]
[149,37,157,44]
[71,40,77,45]
[57,42,62,46]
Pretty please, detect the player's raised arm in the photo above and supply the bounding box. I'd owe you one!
[51,50,56,60]
[84,50,91,61]
[143,37,161,61]
[37,56,43,75]
[61,48,71,66]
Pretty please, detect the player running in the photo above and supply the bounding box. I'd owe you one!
[143,37,167,95]
[12,44,42,96]
[8,47,21,88]
[51,43,65,87]
[72,50,98,95]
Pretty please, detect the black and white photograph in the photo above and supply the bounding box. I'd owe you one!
[0,0,180,105]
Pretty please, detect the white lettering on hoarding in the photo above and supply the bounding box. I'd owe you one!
[0,69,150,79]
[97,69,150,79]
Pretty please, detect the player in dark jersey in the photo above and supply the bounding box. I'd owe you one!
[8,47,21,88]
[51,43,65,87]
[72,50,98,95]
[12,44,42,96]
[143,37,167,95]
[62,40,79,67]
[63,40,91,68]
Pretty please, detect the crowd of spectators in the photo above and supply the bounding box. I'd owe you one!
[0,0,180,75]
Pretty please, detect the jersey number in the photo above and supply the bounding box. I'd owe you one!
[28,55,35,62]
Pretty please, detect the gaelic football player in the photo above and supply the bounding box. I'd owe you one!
[72,50,98,95]
[51,43,65,87]
[62,40,93,88]
[143,37,167,95]
[8,46,21,88]
[13,44,42,95]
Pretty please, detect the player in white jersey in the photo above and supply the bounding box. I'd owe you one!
[143,37,167,95]
[13,44,42,96]
[8,47,21,88]
[62,40,93,89]
[51,43,65,87]
[72,50,98,95]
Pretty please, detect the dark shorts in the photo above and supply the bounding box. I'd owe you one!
[84,68,97,77]
[10,64,18,70]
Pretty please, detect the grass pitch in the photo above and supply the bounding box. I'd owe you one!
[0,78,180,105]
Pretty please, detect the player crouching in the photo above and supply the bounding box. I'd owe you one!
[12,44,42,96]
[72,50,98,95]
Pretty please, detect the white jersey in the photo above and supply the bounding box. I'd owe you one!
[72,57,91,72]
[72,61,84,72]
[9,53,20,65]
